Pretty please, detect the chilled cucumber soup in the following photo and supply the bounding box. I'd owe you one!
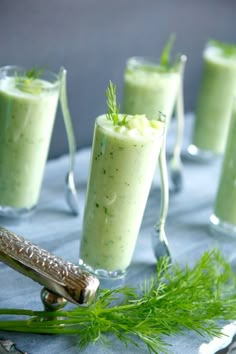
[0,76,59,209]
[123,58,180,123]
[79,114,164,273]
[193,44,236,154]
[214,102,236,227]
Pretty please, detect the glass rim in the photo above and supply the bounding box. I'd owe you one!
[204,41,236,61]
[0,65,60,91]
[95,114,165,140]
[125,56,183,73]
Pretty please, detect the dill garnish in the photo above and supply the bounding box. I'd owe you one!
[106,81,127,126]
[15,66,45,94]
[160,33,176,68]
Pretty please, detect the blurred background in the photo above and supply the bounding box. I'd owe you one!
[0,0,235,158]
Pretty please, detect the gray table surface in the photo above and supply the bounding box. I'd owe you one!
[0,114,235,354]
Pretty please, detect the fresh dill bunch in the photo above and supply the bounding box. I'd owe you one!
[15,66,45,94]
[106,81,127,126]
[1,249,236,354]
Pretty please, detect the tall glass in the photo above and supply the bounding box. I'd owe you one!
[123,57,180,125]
[188,40,236,161]
[210,99,236,236]
[0,66,59,217]
[79,114,165,279]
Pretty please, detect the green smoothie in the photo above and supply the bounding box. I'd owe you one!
[192,40,236,155]
[123,57,180,123]
[211,100,236,233]
[79,114,164,276]
[0,67,59,213]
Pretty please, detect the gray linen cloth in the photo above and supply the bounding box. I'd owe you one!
[0,114,235,354]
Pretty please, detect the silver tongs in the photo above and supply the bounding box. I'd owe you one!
[0,227,99,309]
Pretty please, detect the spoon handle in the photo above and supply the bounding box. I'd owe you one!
[157,125,169,238]
[169,55,187,192]
[173,55,187,159]
[152,121,170,260]
[59,68,79,215]
[59,67,76,171]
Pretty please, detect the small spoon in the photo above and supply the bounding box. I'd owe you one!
[60,67,79,216]
[152,117,171,260]
[169,55,187,193]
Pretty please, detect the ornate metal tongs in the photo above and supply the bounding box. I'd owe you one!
[0,227,100,311]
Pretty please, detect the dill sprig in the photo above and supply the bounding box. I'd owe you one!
[106,81,127,126]
[15,66,45,94]
[0,249,236,353]
[160,33,176,67]
[24,66,45,80]
[106,80,119,123]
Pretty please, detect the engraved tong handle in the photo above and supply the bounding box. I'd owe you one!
[0,227,99,306]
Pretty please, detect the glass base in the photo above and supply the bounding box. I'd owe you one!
[186,144,216,163]
[210,214,236,238]
[78,258,127,280]
[0,204,36,218]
